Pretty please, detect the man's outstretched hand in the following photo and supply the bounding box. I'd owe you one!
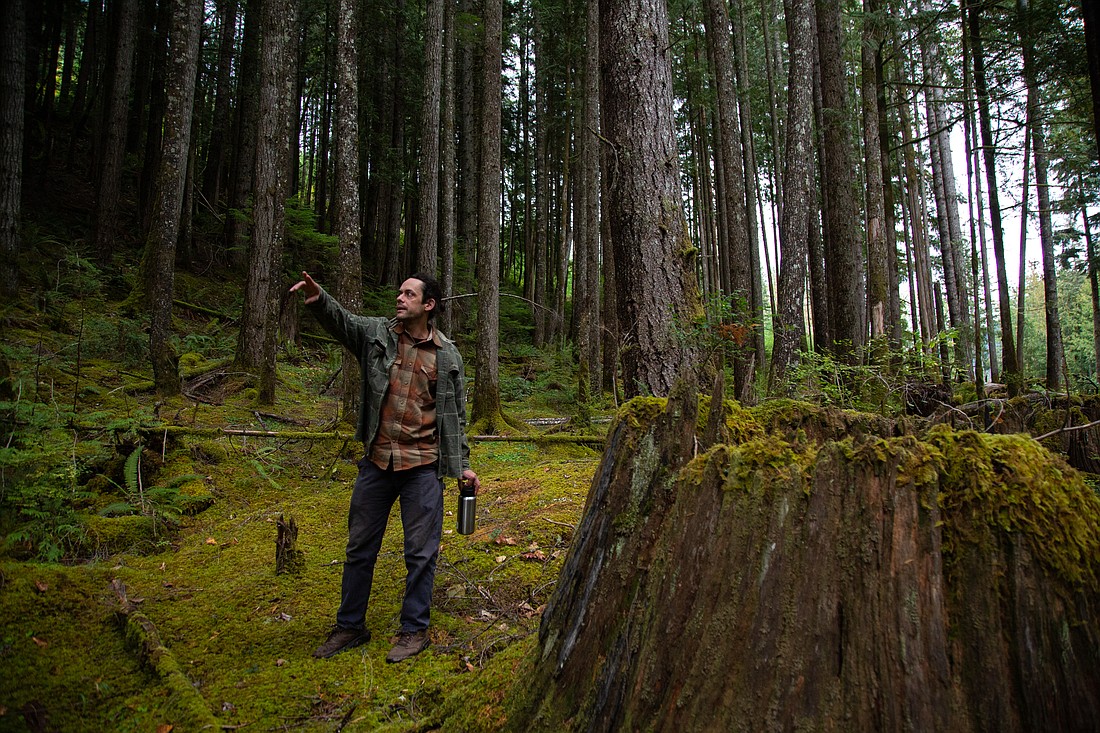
[290,271,321,304]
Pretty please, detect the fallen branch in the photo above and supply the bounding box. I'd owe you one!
[1035,418,1100,442]
[110,579,221,729]
[128,424,605,445]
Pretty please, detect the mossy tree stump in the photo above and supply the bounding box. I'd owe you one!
[506,386,1100,732]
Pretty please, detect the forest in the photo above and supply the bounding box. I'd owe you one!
[1,0,1099,729]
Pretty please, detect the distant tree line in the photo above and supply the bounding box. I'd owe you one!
[0,0,1098,407]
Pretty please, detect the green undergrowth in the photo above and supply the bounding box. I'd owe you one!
[0,273,603,730]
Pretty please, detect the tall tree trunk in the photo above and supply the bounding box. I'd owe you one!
[146,0,204,396]
[730,0,766,380]
[1083,0,1100,162]
[472,0,503,426]
[862,0,888,347]
[0,0,25,296]
[335,0,362,414]
[1015,123,1031,373]
[1018,0,1063,390]
[236,0,295,404]
[815,0,865,360]
[93,0,137,260]
[459,0,479,300]
[899,88,934,348]
[577,0,601,399]
[202,0,238,211]
[961,11,998,382]
[225,0,261,269]
[416,0,444,274]
[68,0,102,168]
[532,20,549,347]
[768,0,814,393]
[440,0,457,335]
[601,0,701,397]
[968,0,1020,391]
[702,0,753,396]
[1084,200,1100,384]
[382,0,406,287]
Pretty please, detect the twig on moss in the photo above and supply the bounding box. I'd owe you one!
[1035,418,1100,442]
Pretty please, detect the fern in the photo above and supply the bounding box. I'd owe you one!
[99,501,136,517]
[123,447,142,495]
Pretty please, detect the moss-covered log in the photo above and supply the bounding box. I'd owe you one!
[506,390,1100,732]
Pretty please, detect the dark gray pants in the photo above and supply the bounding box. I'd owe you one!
[336,459,443,633]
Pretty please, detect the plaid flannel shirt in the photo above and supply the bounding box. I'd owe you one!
[306,287,471,479]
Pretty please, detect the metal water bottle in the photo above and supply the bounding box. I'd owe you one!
[457,480,477,535]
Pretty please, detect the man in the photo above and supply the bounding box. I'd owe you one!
[290,271,480,663]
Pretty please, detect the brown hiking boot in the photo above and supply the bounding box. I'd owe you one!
[385,629,429,663]
[313,626,370,658]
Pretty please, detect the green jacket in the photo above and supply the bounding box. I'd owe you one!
[307,288,471,479]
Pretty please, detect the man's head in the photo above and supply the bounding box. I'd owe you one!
[396,273,445,327]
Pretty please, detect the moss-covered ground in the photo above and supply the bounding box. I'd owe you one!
[0,282,607,731]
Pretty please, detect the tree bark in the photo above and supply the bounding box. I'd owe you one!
[415,0,444,274]
[1084,200,1100,385]
[236,0,295,404]
[702,0,753,396]
[509,394,1100,731]
[225,0,261,269]
[0,0,25,296]
[968,0,1020,391]
[472,0,503,427]
[146,0,204,398]
[1018,0,1064,389]
[815,0,865,360]
[334,0,362,415]
[202,0,239,212]
[768,0,814,393]
[862,0,888,347]
[440,0,457,335]
[93,0,137,260]
[601,0,701,398]
[577,0,601,399]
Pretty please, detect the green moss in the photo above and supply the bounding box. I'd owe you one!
[617,396,665,429]
[930,425,1100,591]
[80,514,160,555]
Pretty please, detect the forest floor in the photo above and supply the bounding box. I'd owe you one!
[0,264,611,731]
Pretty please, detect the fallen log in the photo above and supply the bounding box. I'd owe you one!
[110,579,221,729]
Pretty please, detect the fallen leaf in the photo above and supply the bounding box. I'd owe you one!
[278,613,292,622]
[205,538,217,545]
[32,637,47,648]
[276,658,287,667]
[156,725,174,733]
[520,551,546,561]
[495,555,506,564]
[494,536,518,546]
[34,580,48,593]
[159,563,166,571]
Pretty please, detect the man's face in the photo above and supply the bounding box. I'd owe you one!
[395,278,433,323]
